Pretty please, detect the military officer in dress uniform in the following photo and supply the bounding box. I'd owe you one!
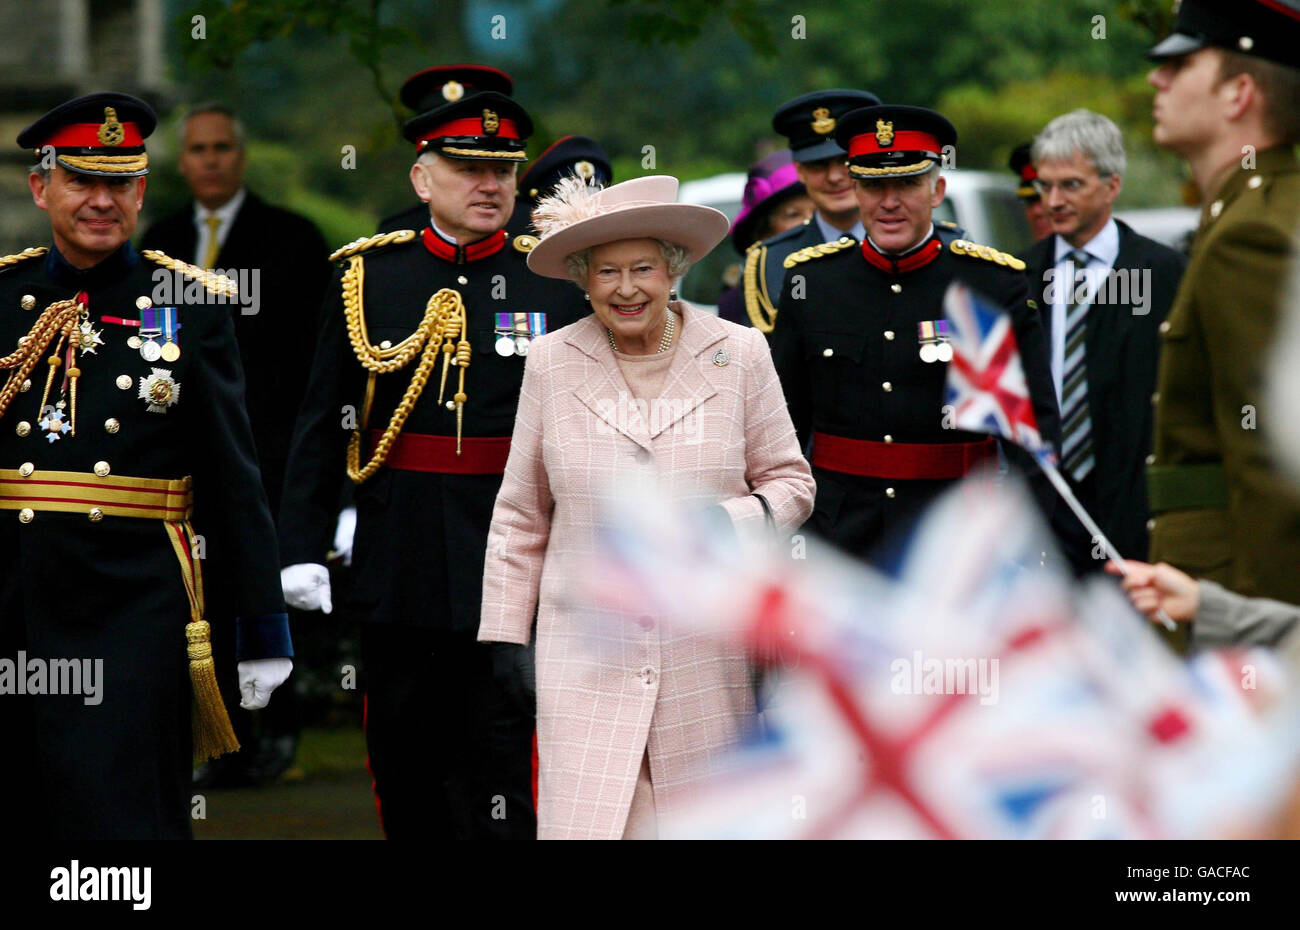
[770,105,1060,563]
[1009,142,1053,242]
[0,93,292,839]
[741,89,879,333]
[278,77,587,839]
[1145,0,1300,616]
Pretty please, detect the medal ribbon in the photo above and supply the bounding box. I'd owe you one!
[161,307,180,344]
[141,306,160,338]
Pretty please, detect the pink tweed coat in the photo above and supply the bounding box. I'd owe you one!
[478,303,814,839]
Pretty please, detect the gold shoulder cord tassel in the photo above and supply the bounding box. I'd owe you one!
[341,256,469,482]
[0,298,81,422]
[164,520,240,761]
[742,246,777,334]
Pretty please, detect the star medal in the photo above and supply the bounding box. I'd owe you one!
[77,321,104,355]
[159,307,181,362]
[39,403,71,442]
[138,368,181,413]
[139,306,162,362]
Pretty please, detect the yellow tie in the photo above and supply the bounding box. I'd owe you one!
[202,215,222,268]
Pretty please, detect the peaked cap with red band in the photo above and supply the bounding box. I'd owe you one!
[399,64,515,113]
[402,90,532,162]
[836,104,957,181]
[18,92,157,178]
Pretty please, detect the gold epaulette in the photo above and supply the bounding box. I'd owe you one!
[0,247,48,272]
[782,236,856,269]
[742,243,777,333]
[511,233,539,254]
[142,250,238,298]
[329,229,417,263]
[949,238,1026,272]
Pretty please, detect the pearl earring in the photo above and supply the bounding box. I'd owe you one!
[669,289,678,301]
[584,292,590,301]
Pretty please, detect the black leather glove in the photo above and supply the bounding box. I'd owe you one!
[490,641,536,716]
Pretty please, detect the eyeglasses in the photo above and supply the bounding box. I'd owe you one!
[1031,178,1090,195]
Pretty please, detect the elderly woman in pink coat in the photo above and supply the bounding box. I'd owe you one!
[478,175,814,840]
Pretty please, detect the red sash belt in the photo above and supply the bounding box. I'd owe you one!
[368,430,511,475]
[812,432,996,480]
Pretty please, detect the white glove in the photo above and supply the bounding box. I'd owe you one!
[331,507,357,567]
[237,658,293,710]
[281,562,332,614]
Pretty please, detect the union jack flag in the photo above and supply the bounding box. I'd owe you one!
[943,282,1053,460]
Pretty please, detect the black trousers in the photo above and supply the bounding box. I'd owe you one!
[360,622,535,839]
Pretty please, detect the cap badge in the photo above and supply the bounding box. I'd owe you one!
[875,120,894,147]
[483,109,499,135]
[98,107,125,146]
[442,80,464,102]
[576,159,595,181]
[811,107,835,136]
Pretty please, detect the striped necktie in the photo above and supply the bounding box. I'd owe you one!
[1060,248,1094,482]
[202,215,222,268]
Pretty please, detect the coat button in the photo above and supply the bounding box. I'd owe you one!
[18,462,33,477]
[20,294,35,310]
[1145,454,1156,465]
[1209,200,1223,218]
[890,284,902,294]
[1159,321,1171,334]
[136,296,153,310]
[822,347,834,357]
[885,487,896,499]
[882,381,892,392]
[20,379,31,393]
[883,434,893,443]
[88,507,104,522]
[105,418,120,434]
[18,508,33,524]
[116,375,133,390]
[636,448,651,463]
[1146,518,1156,531]
[1248,175,1262,189]
[15,421,30,437]
[638,615,655,631]
[884,330,895,341]
[1151,391,1160,404]
[457,275,469,285]
[93,461,111,477]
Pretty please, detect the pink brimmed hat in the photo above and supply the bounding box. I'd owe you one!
[526,175,729,280]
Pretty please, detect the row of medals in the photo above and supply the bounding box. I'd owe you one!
[495,333,532,357]
[130,296,180,362]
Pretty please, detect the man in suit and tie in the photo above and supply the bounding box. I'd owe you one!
[1023,109,1186,575]
[141,104,333,784]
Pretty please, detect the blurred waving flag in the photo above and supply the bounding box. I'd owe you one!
[943,281,1052,459]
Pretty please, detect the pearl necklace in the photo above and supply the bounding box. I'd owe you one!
[608,309,675,354]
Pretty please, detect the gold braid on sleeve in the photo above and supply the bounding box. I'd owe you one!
[341,255,470,483]
[742,244,777,333]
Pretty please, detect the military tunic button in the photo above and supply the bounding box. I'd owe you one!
[105,418,120,434]
[1145,454,1156,465]
[882,381,892,392]
[116,375,133,390]
[1239,36,1254,51]
[16,421,30,437]
[1209,200,1223,218]
[1248,175,1262,189]
[1159,321,1171,334]
[136,296,152,310]
[18,462,34,477]
[20,379,31,393]
[88,508,104,522]
[884,330,895,341]
[18,508,33,524]
[93,461,111,477]
[890,284,902,294]
[20,294,35,310]
[884,434,893,443]
[457,275,468,285]
[1151,391,1160,404]
[1146,518,1156,532]
[823,347,834,357]
[380,340,392,349]
[885,487,896,499]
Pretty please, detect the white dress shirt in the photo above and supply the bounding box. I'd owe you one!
[1049,217,1119,403]
[193,187,247,267]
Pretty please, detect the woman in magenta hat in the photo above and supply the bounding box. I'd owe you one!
[478,175,814,839]
[718,149,814,325]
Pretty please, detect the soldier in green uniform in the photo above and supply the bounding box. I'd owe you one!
[1145,0,1300,614]
[0,93,292,839]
